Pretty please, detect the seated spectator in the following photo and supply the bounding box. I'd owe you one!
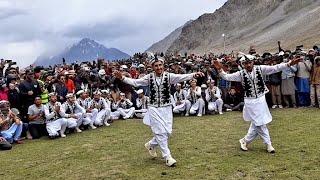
[116,92,135,119]
[90,90,111,126]
[135,89,149,118]
[0,101,23,144]
[44,93,68,138]
[76,90,97,129]
[28,97,47,139]
[224,87,244,111]
[0,136,12,150]
[187,79,205,117]
[205,80,224,115]
[172,83,191,116]
[62,93,88,133]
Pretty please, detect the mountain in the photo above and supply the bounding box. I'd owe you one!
[146,20,193,53]
[35,38,130,66]
[166,0,320,55]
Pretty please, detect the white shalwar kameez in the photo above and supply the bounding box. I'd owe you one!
[187,87,205,116]
[90,98,111,126]
[44,102,68,137]
[172,89,191,115]
[205,87,224,114]
[219,63,288,145]
[123,72,195,159]
[135,96,149,118]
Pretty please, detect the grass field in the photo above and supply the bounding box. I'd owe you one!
[0,108,319,179]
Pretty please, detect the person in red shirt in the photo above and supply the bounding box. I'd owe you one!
[65,70,76,93]
[0,83,8,101]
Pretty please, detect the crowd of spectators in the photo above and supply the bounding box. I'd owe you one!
[1,42,319,150]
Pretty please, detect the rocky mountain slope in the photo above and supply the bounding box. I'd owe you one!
[165,0,320,54]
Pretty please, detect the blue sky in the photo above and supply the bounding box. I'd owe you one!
[0,0,227,67]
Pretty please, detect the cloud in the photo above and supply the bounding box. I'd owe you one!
[0,0,227,67]
[0,9,27,20]
[63,17,145,41]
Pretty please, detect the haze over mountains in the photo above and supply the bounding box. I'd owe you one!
[148,0,320,54]
[35,38,130,66]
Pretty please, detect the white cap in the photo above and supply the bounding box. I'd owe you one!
[101,89,109,94]
[136,89,144,94]
[120,65,128,69]
[76,90,85,96]
[279,51,285,56]
[98,69,106,75]
[138,64,145,68]
[48,92,57,97]
[201,84,207,89]
[66,93,74,98]
[120,92,125,96]
[239,54,256,63]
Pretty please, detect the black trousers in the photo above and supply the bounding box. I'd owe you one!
[29,124,48,139]
[0,140,12,150]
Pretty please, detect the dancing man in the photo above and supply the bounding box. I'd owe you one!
[114,55,204,167]
[212,54,301,153]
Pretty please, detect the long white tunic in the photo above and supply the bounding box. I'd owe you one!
[123,72,195,134]
[219,64,288,126]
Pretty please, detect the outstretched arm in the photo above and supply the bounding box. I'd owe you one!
[212,60,242,82]
[114,70,149,87]
[261,57,302,75]
[169,72,204,84]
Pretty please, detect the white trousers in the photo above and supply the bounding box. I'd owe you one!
[82,112,95,126]
[118,107,135,119]
[46,118,68,136]
[173,100,191,114]
[244,123,271,145]
[135,109,147,119]
[208,99,223,113]
[110,111,121,120]
[93,109,111,126]
[149,133,171,158]
[189,99,205,115]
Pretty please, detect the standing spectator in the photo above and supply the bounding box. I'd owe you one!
[65,70,76,93]
[269,60,283,108]
[310,56,320,107]
[8,83,20,110]
[0,81,8,101]
[281,54,297,107]
[296,56,312,106]
[53,75,68,102]
[19,69,41,122]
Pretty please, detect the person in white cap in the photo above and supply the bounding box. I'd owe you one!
[205,80,224,115]
[114,54,204,167]
[61,93,86,133]
[115,92,135,119]
[212,54,302,153]
[187,79,205,117]
[172,83,191,116]
[44,93,68,138]
[76,90,96,129]
[90,90,111,126]
[135,89,149,118]
[102,90,121,121]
